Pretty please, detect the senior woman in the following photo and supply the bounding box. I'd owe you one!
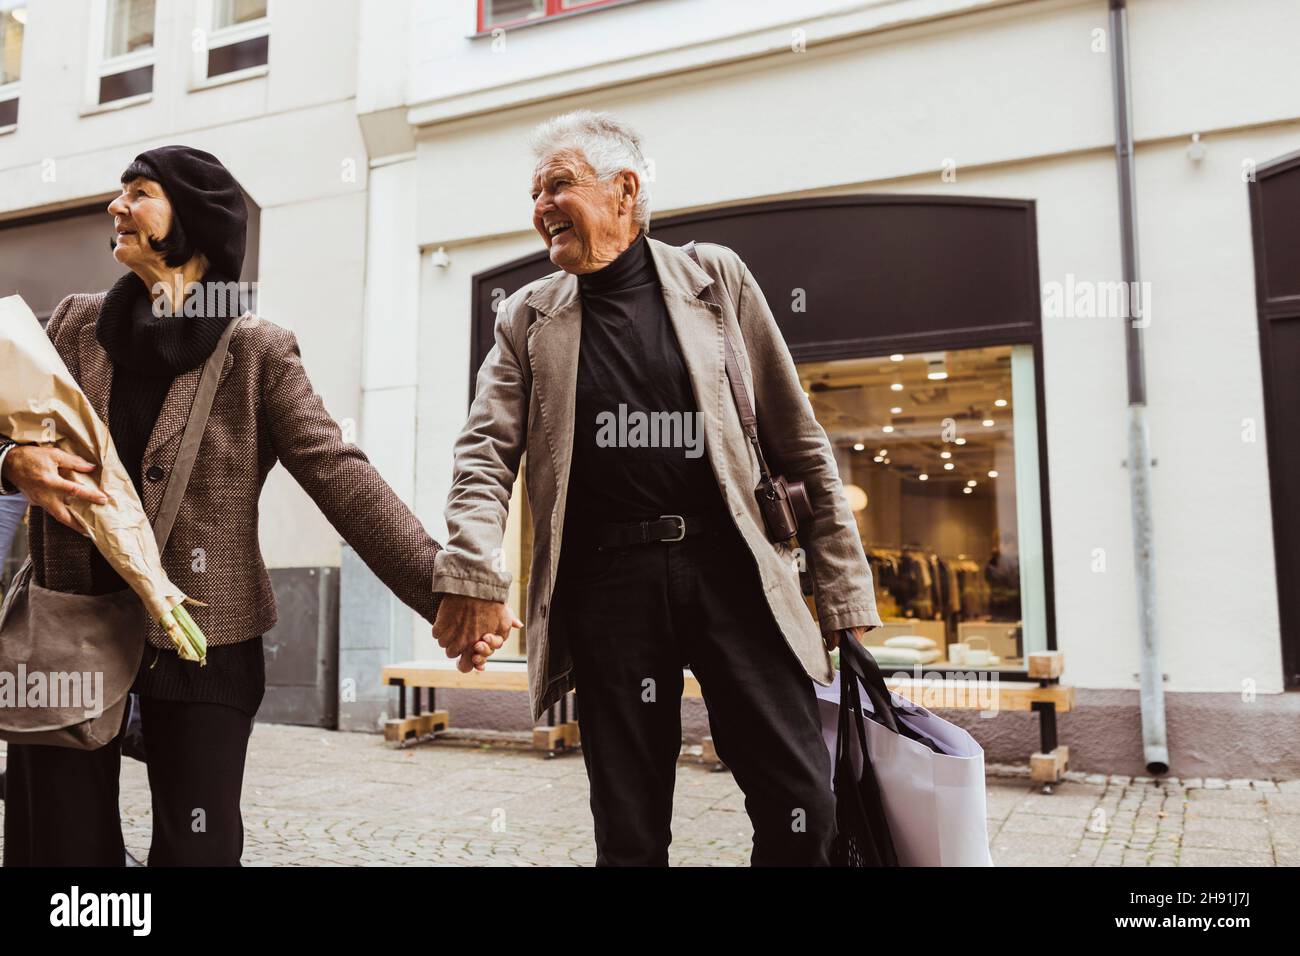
[431,110,884,866]
[0,145,498,867]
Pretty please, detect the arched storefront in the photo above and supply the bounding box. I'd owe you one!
[469,196,1056,675]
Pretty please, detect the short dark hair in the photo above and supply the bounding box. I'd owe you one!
[116,161,195,268]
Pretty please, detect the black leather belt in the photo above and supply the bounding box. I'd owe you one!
[594,513,715,548]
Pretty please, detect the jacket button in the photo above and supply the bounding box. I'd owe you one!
[145,465,164,483]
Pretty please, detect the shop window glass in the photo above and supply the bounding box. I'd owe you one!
[798,344,1048,671]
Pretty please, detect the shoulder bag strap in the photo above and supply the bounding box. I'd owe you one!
[683,241,773,481]
[151,314,243,553]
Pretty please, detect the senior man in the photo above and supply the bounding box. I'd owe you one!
[432,110,882,866]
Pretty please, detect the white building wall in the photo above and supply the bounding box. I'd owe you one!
[0,0,371,571]
[393,0,1295,692]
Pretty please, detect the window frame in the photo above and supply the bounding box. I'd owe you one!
[189,0,270,92]
[82,0,157,114]
[475,0,639,34]
[0,2,24,134]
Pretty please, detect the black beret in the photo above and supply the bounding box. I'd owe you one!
[130,145,248,279]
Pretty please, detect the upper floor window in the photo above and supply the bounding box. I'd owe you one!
[215,0,267,27]
[203,0,269,82]
[1,2,23,85]
[0,1,24,130]
[93,0,156,106]
[104,0,154,58]
[478,0,626,32]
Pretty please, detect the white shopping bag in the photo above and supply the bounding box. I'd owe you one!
[815,670,995,866]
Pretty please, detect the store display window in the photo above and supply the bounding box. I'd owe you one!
[799,344,1049,671]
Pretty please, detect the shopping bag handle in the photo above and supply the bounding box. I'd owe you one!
[838,629,900,734]
[835,634,901,866]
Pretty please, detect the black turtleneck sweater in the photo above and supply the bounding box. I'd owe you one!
[562,231,726,542]
[94,272,265,717]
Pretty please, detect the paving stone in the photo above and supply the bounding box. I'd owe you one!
[1178,846,1275,867]
[1181,817,1272,850]
[1266,792,1300,815]
[1,725,1292,866]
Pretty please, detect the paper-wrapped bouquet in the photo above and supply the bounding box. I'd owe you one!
[0,294,206,663]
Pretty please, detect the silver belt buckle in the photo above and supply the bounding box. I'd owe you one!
[659,514,686,542]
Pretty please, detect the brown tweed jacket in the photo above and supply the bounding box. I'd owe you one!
[25,292,442,649]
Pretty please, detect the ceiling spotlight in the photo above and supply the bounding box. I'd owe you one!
[890,354,905,362]
[882,425,894,433]
[940,451,951,459]
[967,480,977,487]
[883,458,891,465]
[994,398,1008,407]
[890,406,902,414]
[944,463,954,471]
[924,352,948,381]
[890,383,904,392]
[982,419,995,427]
[918,473,929,481]
[962,486,973,494]
[853,442,865,451]
[954,438,967,445]
[873,456,884,463]
[432,246,451,268]
[878,449,887,456]
[988,470,998,478]
[1187,132,1206,162]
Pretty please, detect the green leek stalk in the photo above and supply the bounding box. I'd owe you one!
[159,601,207,666]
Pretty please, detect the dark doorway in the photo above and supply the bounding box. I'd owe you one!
[1248,150,1300,688]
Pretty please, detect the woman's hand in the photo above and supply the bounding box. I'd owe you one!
[1,445,107,535]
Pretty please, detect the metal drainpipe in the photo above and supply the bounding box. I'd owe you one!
[1108,0,1169,774]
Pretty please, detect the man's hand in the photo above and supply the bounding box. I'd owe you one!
[458,633,506,673]
[1,445,107,535]
[823,625,867,651]
[433,593,523,671]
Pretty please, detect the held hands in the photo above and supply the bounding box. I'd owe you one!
[432,592,524,673]
[1,445,108,535]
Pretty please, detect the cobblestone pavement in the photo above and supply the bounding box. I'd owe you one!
[1,725,1298,866]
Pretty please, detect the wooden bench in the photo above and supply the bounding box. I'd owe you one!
[381,651,1072,782]
[380,660,708,757]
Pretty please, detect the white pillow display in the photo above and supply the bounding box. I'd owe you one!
[883,635,938,651]
[865,646,942,665]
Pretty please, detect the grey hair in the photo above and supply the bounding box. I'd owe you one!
[528,109,652,232]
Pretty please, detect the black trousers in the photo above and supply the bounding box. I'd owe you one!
[3,697,254,866]
[554,519,836,866]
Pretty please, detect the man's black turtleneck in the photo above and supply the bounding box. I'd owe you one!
[564,231,726,541]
